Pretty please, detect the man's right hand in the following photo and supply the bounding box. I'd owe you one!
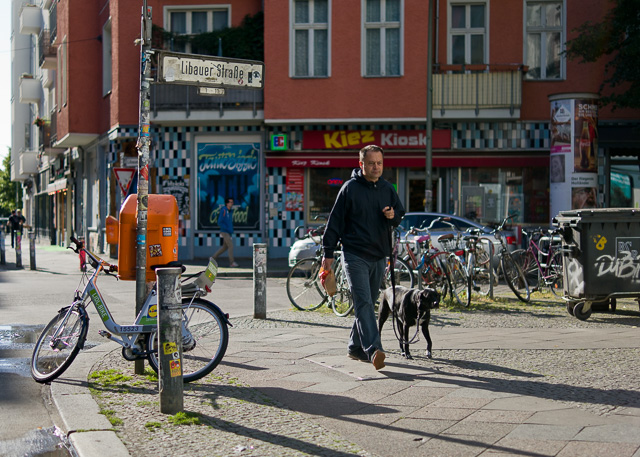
[321,256,334,271]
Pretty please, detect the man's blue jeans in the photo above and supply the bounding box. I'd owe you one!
[342,252,385,360]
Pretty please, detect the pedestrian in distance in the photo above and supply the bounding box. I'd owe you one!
[213,197,239,268]
[8,209,26,249]
[321,145,405,370]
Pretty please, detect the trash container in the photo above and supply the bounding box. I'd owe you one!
[553,208,640,320]
[115,194,179,281]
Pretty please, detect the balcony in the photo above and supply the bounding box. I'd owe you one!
[19,4,41,35]
[19,75,41,104]
[39,114,65,157]
[432,64,524,119]
[19,150,39,175]
[39,29,57,69]
[150,84,264,124]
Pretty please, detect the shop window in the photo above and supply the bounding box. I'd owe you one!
[307,167,396,223]
[459,167,548,225]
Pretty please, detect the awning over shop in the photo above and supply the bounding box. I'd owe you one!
[46,178,68,194]
[266,152,550,168]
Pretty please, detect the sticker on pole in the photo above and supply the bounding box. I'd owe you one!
[113,168,136,196]
[170,360,182,377]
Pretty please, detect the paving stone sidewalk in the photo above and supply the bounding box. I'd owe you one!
[71,297,640,457]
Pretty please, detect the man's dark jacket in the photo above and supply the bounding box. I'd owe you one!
[323,168,405,261]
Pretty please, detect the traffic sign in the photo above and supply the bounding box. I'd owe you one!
[158,51,264,89]
[113,168,136,196]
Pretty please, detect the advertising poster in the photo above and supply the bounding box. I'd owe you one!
[161,176,190,216]
[196,142,261,230]
[285,168,304,211]
[549,94,599,221]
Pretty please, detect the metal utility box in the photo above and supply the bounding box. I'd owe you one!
[117,194,179,281]
[554,208,640,301]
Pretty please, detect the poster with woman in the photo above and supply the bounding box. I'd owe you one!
[196,142,261,230]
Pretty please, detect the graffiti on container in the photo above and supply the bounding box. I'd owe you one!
[592,234,607,250]
[595,252,640,280]
[565,257,585,296]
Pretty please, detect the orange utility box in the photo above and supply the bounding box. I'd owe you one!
[114,194,179,281]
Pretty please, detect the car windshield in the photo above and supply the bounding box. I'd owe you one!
[399,214,481,232]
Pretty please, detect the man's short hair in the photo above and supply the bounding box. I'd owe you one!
[359,144,384,162]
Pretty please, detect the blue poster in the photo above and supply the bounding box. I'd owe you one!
[197,142,261,231]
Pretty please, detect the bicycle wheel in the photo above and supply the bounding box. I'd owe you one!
[501,253,530,302]
[380,257,415,290]
[549,251,564,297]
[421,252,450,300]
[448,254,470,307]
[470,254,492,296]
[147,298,229,383]
[286,257,327,311]
[514,249,538,287]
[32,306,89,383]
[331,260,354,317]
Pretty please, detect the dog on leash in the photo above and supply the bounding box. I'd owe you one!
[378,286,440,359]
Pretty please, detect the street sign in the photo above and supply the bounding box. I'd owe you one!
[158,51,264,89]
[198,87,226,96]
[113,168,136,196]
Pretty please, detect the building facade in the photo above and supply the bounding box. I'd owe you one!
[10,0,640,261]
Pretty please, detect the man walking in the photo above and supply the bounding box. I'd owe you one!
[213,198,239,268]
[7,209,26,249]
[322,145,405,370]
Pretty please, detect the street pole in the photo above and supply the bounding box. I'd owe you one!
[425,0,435,212]
[135,0,153,374]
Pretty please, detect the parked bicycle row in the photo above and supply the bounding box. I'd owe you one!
[286,214,568,314]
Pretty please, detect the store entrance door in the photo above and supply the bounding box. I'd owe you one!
[408,170,439,212]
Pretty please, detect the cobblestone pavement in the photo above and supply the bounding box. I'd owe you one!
[87,294,640,457]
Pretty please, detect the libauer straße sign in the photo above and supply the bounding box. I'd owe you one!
[158,51,264,89]
[302,129,451,150]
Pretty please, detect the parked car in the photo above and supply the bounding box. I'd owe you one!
[288,225,325,267]
[288,212,517,268]
[398,212,517,268]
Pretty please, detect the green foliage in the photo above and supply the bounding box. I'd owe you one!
[565,0,640,109]
[88,369,133,386]
[168,411,202,426]
[153,12,264,62]
[0,151,22,216]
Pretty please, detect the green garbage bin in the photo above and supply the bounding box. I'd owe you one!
[553,208,640,320]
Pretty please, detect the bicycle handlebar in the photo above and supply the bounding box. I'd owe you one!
[69,236,118,276]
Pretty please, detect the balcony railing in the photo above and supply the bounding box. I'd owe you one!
[39,29,57,69]
[150,84,263,118]
[432,64,524,118]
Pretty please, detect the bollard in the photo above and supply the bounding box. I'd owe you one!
[29,230,36,270]
[253,243,267,319]
[156,267,184,415]
[15,231,22,269]
[0,232,5,265]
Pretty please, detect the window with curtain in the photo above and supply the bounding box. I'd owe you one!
[166,8,229,54]
[363,0,402,76]
[291,0,330,77]
[449,2,486,65]
[525,1,563,79]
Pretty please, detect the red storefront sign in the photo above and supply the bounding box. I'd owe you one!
[302,129,451,150]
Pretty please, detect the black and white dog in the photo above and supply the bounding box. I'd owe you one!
[378,286,440,359]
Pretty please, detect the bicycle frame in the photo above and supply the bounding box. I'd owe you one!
[67,248,207,355]
[523,232,562,284]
